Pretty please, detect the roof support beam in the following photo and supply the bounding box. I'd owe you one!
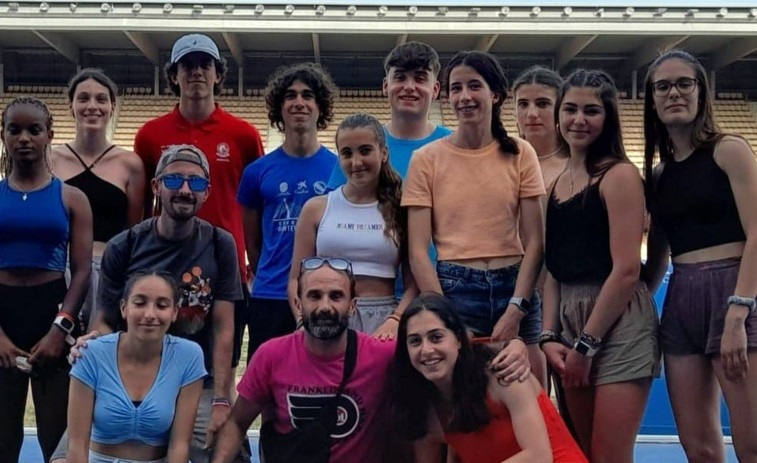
[476,34,499,53]
[32,30,79,64]
[712,37,757,70]
[222,32,244,67]
[632,35,690,69]
[124,31,159,65]
[396,34,408,46]
[556,35,597,69]
[311,33,321,64]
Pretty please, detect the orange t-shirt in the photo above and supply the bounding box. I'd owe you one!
[401,137,545,260]
[445,390,588,463]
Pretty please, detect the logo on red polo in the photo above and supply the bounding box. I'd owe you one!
[216,142,230,161]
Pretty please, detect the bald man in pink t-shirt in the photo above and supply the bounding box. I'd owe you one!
[211,261,395,463]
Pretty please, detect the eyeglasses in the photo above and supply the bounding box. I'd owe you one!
[300,257,353,275]
[651,77,697,97]
[160,174,209,192]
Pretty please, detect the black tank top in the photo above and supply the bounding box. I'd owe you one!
[545,177,613,283]
[655,142,745,257]
[64,144,129,243]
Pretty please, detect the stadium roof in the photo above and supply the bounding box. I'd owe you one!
[1,1,756,72]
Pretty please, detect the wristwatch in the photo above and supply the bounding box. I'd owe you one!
[508,297,531,315]
[53,315,76,346]
[727,295,756,315]
[573,332,601,357]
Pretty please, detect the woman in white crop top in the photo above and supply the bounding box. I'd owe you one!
[288,113,416,339]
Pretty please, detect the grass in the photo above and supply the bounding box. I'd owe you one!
[24,328,254,428]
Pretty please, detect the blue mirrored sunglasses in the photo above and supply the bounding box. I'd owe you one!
[160,174,209,192]
[300,257,353,275]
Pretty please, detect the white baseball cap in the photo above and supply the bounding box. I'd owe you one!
[171,34,220,63]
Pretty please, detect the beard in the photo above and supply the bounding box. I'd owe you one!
[303,310,349,340]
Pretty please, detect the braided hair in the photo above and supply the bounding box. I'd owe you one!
[1,96,54,177]
[444,51,520,156]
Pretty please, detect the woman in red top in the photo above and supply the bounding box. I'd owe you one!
[393,293,586,463]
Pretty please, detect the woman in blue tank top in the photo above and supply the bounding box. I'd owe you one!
[0,96,93,463]
[67,271,206,463]
[643,50,757,463]
[288,113,416,339]
[51,69,146,332]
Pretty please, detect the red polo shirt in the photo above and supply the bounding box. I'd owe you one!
[134,104,264,280]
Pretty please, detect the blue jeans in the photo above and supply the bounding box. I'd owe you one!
[436,261,542,343]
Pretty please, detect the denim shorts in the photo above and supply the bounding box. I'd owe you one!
[436,261,542,343]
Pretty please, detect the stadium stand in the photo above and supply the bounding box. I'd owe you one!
[3,90,756,167]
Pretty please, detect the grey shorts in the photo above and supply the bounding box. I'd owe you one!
[88,449,166,463]
[559,280,661,386]
[660,258,757,356]
[348,295,398,335]
[50,386,250,463]
[65,255,102,332]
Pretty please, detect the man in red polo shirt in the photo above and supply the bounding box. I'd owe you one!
[134,33,264,284]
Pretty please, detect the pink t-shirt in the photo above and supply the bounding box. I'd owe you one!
[237,331,396,463]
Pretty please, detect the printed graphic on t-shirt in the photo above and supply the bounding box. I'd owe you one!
[286,389,363,439]
[272,180,327,233]
[173,266,212,335]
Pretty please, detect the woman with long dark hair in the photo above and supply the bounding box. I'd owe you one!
[513,66,569,188]
[402,51,545,382]
[67,271,205,463]
[539,69,660,462]
[289,113,415,338]
[393,292,586,463]
[643,50,757,463]
[51,68,145,330]
[0,96,92,462]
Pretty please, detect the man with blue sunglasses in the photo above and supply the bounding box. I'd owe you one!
[69,144,248,463]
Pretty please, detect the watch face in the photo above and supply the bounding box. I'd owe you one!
[575,342,589,356]
[58,317,74,332]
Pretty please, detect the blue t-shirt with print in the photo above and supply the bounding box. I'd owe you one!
[237,145,337,299]
[327,125,451,298]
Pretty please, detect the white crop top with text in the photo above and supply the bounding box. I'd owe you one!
[316,187,399,278]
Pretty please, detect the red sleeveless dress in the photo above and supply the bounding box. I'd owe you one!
[444,390,588,463]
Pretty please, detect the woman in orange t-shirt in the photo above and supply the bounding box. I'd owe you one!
[402,51,546,385]
[393,293,587,463]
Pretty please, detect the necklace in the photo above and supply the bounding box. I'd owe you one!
[568,163,575,195]
[538,146,563,161]
[8,176,52,201]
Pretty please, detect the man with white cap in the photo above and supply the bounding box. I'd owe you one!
[134,33,263,296]
[51,145,248,463]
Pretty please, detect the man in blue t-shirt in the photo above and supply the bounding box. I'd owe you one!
[327,41,451,188]
[237,63,337,360]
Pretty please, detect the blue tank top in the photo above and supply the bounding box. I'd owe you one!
[0,177,69,271]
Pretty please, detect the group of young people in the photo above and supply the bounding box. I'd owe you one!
[0,30,755,463]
